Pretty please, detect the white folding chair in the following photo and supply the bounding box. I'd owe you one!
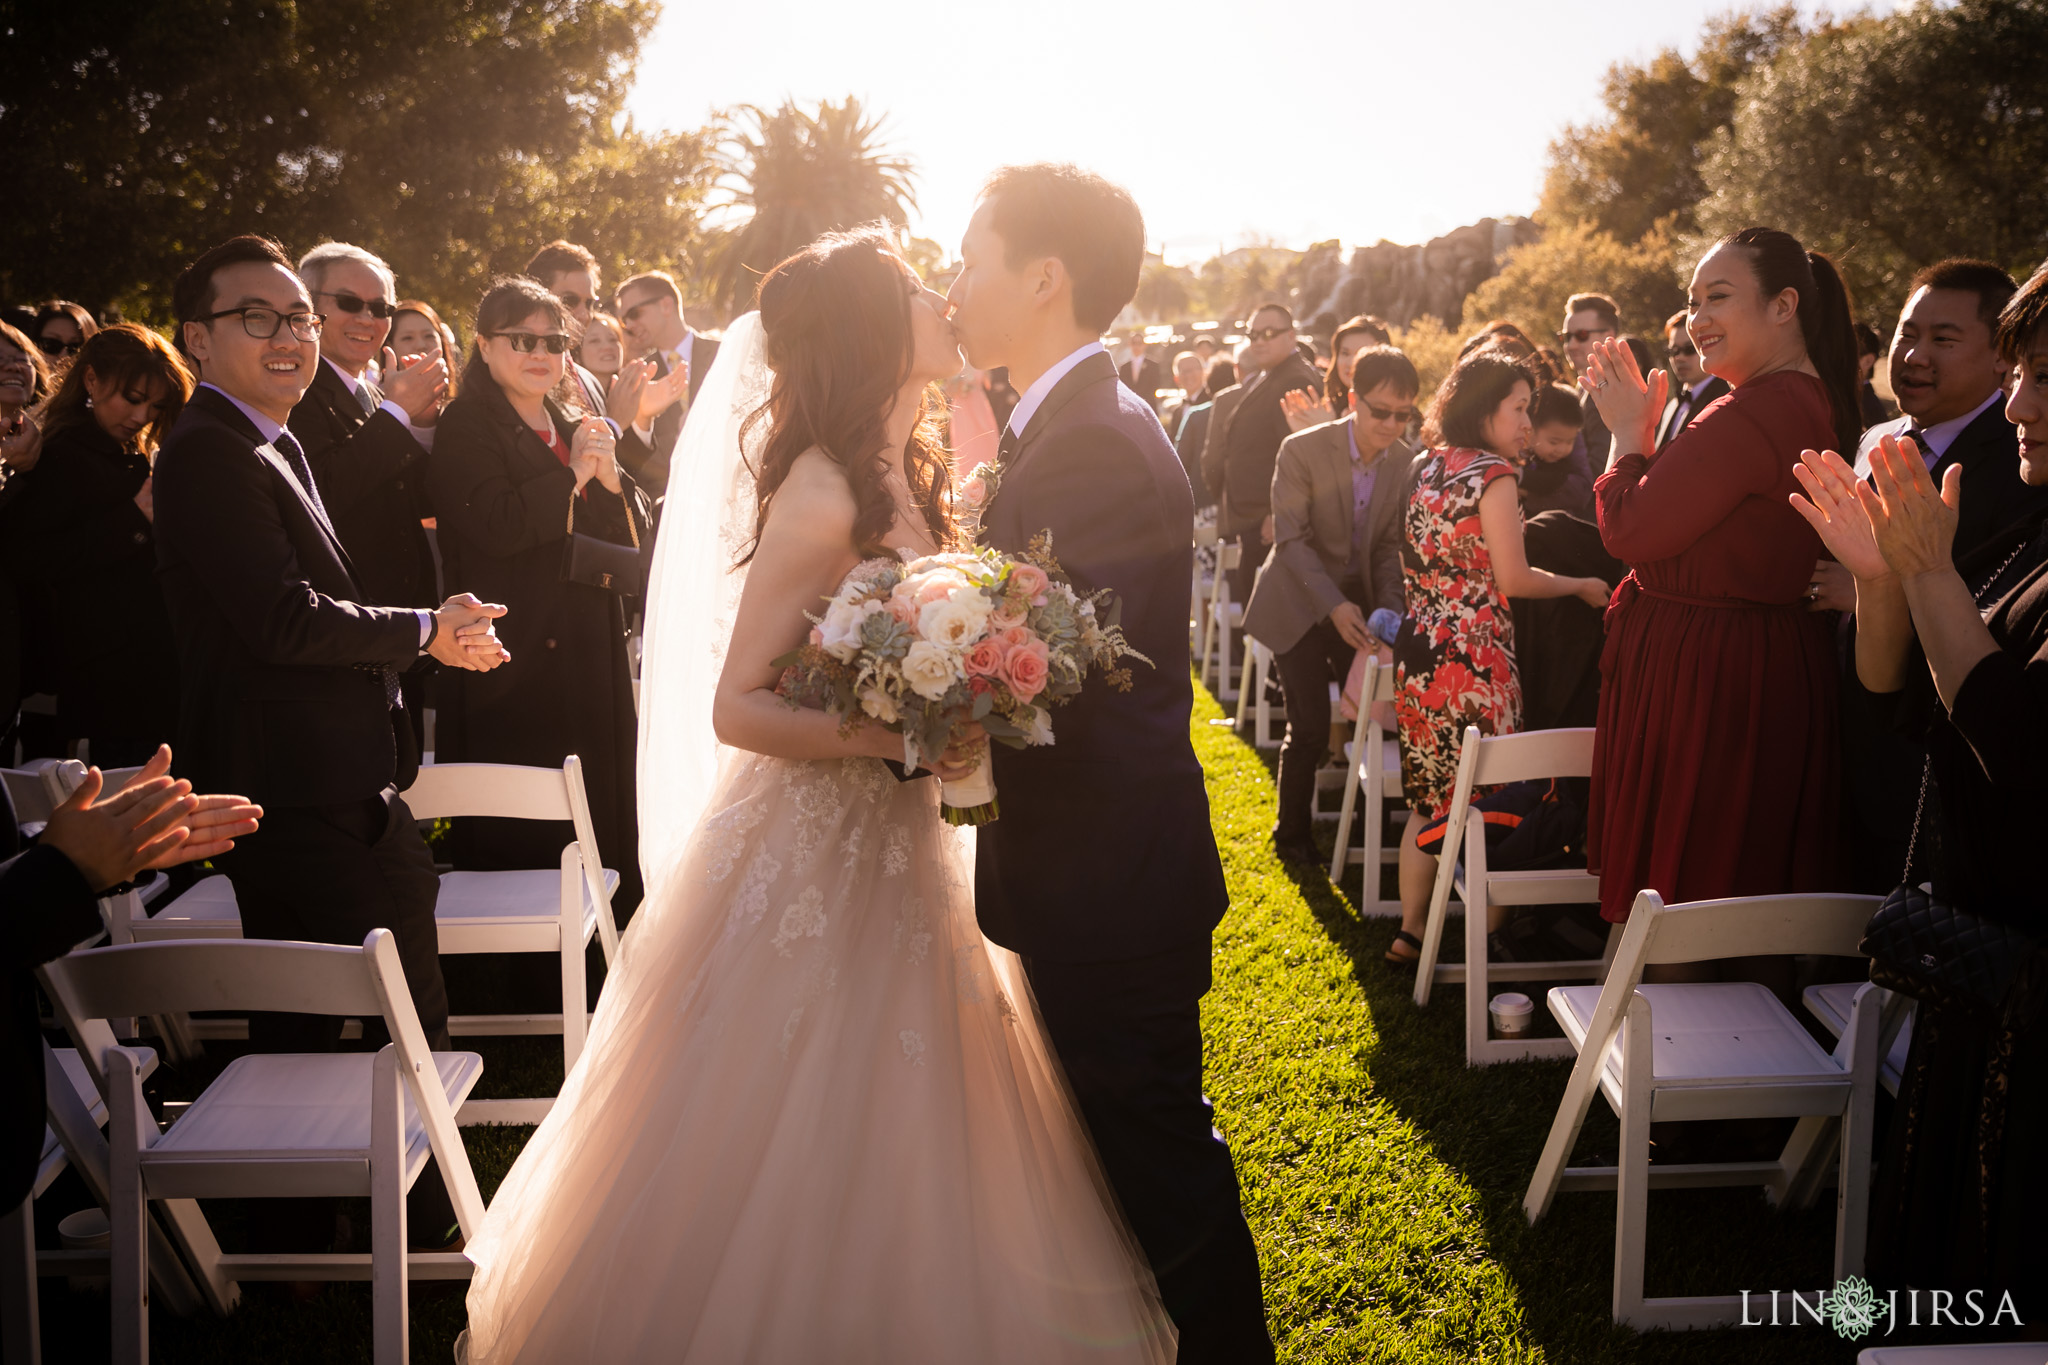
[1327,656,1403,911]
[401,756,621,1123]
[1189,508,1221,656]
[1522,890,1887,1330]
[1803,981,1913,1097]
[40,932,486,1365]
[1232,638,1279,749]
[1197,542,1243,701]
[4,762,59,837]
[1410,725,1611,1065]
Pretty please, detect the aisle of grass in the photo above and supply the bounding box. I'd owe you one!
[1190,677,1953,1364]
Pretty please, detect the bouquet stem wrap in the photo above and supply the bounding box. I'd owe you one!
[940,764,998,827]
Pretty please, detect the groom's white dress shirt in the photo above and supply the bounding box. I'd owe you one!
[1005,342,1106,440]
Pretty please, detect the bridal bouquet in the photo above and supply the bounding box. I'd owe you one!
[772,534,1148,825]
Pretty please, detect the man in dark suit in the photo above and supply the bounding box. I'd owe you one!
[1204,302,1321,604]
[1835,260,2048,892]
[1243,348,1416,865]
[156,235,510,1248]
[613,270,719,495]
[1654,308,1729,450]
[291,242,446,746]
[1120,331,1166,410]
[1560,292,1620,468]
[947,163,1272,1365]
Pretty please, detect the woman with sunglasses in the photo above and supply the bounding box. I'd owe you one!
[430,276,650,912]
[6,325,191,766]
[29,301,96,371]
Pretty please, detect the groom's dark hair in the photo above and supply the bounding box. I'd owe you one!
[980,164,1144,333]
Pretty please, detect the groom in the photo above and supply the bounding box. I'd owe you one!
[947,165,1271,1362]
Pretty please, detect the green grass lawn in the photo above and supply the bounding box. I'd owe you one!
[28,678,2016,1361]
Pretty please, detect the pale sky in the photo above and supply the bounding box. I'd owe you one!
[626,0,1883,266]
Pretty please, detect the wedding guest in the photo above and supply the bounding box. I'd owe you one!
[1858,260,2048,559]
[1173,354,1238,493]
[1204,302,1321,604]
[1855,320,1893,427]
[1193,335,1219,363]
[605,270,710,495]
[0,322,50,452]
[1519,381,1593,518]
[290,242,444,748]
[0,323,53,756]
[30,301,96,368]
[1790,260,2048,1321]
[576,309,626,392]
[1559,292,1620,467]
[430,276,648,912]
[1243,347,1416,865]
[1121,330,1165,408]
[1386,351,1610,966]
[391,299,460,407]
[1837,260,2048,890]
[1159,349,1208,437]
[8,325,188,766]
[1582,227,1852,943]
[1322,315,1393,414]
[1655,308,1730,450]
[526,239,602,328]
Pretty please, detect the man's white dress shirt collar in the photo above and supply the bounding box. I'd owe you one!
[1006,342,1105,440]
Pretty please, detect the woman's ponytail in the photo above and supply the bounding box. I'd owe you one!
[1717,227,1862,453]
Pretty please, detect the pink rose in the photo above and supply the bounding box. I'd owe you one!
[1008,563,1050,604]
[988,601,1026,631]
[999,625,1033,650]
[885,594,918,625]
[960,474,988,506]
[962,637,1007,678]
[1000,637,1050,701]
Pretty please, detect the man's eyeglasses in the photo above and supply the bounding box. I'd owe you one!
[618,297,662,325]
[315,290,397,320]
[489,331,573,355]
[556,293,591,313]
[1667,342,1697,358]
[1359,398,1416,424]
[195,307,325,342]
[35,336,82,358]
[1559,328,1616,345]
[1245,326,1293,344]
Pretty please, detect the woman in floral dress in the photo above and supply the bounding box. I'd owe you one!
[1385,349,1613,966]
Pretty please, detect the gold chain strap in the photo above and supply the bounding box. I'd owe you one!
[567,482,642,549]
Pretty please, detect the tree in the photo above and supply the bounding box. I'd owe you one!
[1539,8,1804,241]
[1460,218,1688,353]
[0,0,695,323]
[1695,0,2048,325]
[705,96,916,317]
[1133,262,1193,321]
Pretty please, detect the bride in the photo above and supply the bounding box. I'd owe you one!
[456,228,1175,1363]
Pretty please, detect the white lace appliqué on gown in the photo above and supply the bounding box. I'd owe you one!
[461,560,1174,1364]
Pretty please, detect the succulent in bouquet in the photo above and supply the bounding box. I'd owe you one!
[772,532,1149,825]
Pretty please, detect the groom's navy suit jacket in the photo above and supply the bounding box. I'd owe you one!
[977,351,1229,963]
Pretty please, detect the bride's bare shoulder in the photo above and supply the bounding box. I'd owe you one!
[757,447,857,551]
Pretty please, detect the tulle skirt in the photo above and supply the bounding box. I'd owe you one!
[461,753,1174,1363]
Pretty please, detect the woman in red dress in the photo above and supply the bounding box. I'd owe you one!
[1582,227,1862,927]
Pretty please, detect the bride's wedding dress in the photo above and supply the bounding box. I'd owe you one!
[458,320,1173,1363]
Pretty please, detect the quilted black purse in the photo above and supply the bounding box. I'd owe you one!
[560,486,644,595]
[1860,759,2043,1023]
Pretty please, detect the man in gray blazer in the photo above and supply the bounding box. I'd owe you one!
[1242,347,1419,865]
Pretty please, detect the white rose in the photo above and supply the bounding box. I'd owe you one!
[858,685,900,724]
[919,589,992,650]
[900,639,961,700]
[818,598,881,662]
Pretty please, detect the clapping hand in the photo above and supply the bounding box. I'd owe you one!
[380,347,449,426]
[633,362,689,429]
[1790,447,1892,582]
[1863,434,1962,579]
[568,416,621,494]
[431,592,512,672]
[1581,339,1665,456]
[1280,388,1333,433]
[40,746,263,892]
[2,410,42,472]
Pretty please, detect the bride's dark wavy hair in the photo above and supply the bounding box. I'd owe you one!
[739,226,953,564]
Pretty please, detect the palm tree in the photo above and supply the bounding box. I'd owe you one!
[706,96,917,316]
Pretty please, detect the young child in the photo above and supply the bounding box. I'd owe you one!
[1519,382,1593,518]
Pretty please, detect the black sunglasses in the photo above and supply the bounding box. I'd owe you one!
[489,331,572,355]
[316,290,397,319]
[618,297,662,325]
[1358,398,1417,424]
[1559,327,1614,345]
[35,335,82,358]
[1245,326,1293,343]
[556,292,591,312]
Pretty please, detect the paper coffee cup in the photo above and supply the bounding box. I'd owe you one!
[1489,992,1535,1038]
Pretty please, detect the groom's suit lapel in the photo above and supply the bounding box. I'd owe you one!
[984,353,1117,540]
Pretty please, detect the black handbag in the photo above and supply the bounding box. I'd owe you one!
[559,486,644,595]
[1860,759,2043,1023]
